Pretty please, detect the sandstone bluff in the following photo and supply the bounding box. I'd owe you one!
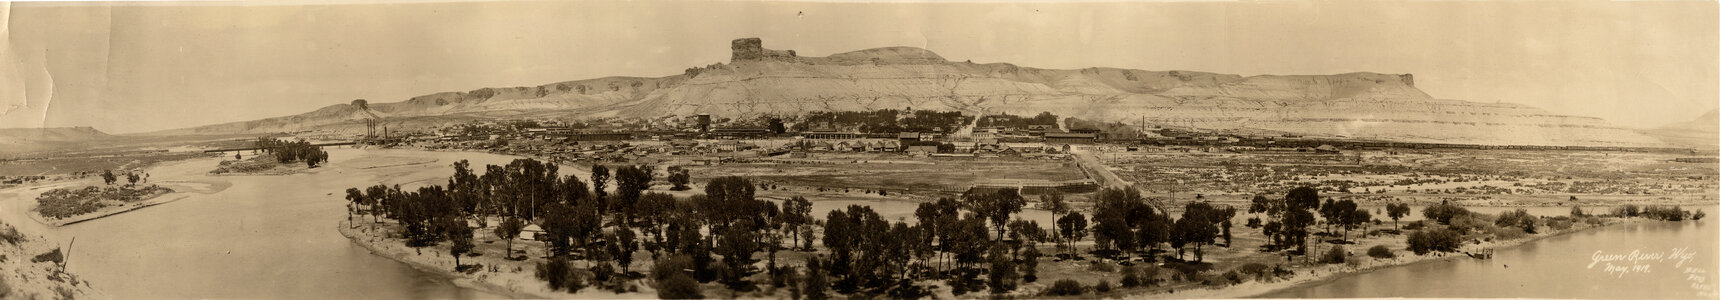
[163,38,1665,147]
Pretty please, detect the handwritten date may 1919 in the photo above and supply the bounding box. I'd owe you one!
[1587,247,1698,278]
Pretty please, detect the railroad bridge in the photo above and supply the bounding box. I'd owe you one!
[202,142,358,153]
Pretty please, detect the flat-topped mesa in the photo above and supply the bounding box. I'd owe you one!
[730,38,946,65]
[731,38,798,62]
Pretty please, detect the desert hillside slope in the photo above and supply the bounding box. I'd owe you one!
[1642,109,1719,148]
[0,127,112,143]
[161,38,1665,147]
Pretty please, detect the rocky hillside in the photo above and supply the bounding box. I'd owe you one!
[161,38,1666,147]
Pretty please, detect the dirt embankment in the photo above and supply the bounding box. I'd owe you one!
[0,223,99,299]
[337,221,559,299]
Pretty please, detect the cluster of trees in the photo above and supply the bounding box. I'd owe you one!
[1422,202,1471,225]
[975,112,1060,129]
[1088,188,1168,256]
[1073,188,1236,263]
[777,188,1060,297]
[626,176,815,297]
[889,189,1049,296]
[254,138,330,167]
[357,161,1697,297]
[1631,205,1704,221]
[1063,118,1139,139]
[1169,202,1236,261]
[1317,199,1372,242]
[822,205,933,296]
[99,169,144,186]
[666,166,691,191]
[1494,209,1538,234]
[1403,203,1707,257]
[1248,187,1321,255]
[343,158,848,295]
[1405,228,1463,255]
[341,160,647,279]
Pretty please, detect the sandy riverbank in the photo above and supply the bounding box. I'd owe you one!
[337,220,665,299]
[337,221,551,299]
[1145,217,1644,299]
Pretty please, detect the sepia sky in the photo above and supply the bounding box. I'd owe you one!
[0,0,1715,133]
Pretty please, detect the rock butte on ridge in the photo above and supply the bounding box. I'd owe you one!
[160,38,1668,148]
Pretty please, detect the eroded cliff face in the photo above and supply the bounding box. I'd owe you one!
[165,38,1665,147]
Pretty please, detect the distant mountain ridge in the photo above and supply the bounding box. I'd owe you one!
[159,38,1668,147]
[1642,109,1719,148]
[0,126,112,143]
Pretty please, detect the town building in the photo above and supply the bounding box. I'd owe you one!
[1044,132,1097,144]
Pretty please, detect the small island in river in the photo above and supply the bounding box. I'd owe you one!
[31,178,176,227]
[209,138,331,175]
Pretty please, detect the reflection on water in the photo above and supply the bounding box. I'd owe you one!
[1262,208,1720,299]
[4,149,522,299]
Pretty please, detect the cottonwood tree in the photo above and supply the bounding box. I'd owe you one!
[915,197,962,273]
[882,222,923,297]
[345,187,365,225]
[364,184,389,227]
[591,165,610,220]
[986,244,1018,293]
[636,192,677,257]
[494,218,524,258]
[1386,203,1411,229]
[1056,212,1087,258]
[607,228,640,273]
[947,215,991,270]
[1253,187,1319,256]
[823,205,901,293]
[1423,201,1469,225]
[964,188,1026,240]
[1170,202,1220,261]
[1319,199,1341,234]
[1006,219,1047,254]
[1019,246,1041,283]
[445,218,475,269]
[1284,188,1320,255]
[782,196,815,250]
[1041,193,1070,248]
[1090,188,1165,257]
[803,255,831,300]
[1321,199,1358,241]
[654,254,703,299]
[1341,204,1370,241]
[666,166,692,191]
[613,165,654,227]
